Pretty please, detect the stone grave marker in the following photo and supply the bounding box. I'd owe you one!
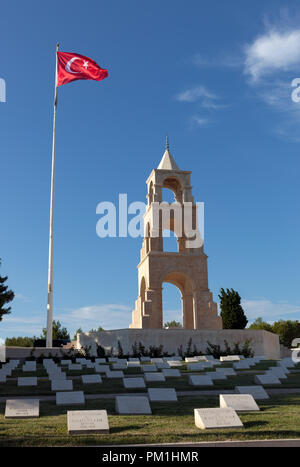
[206,371,226,381]
[167,361,182,367]
[94,365,109,374]
[144,372,166,382]
[147,388,177,402]
[95,358,106,364]
[216,368,237,376]
[22,361,36,372]
[188,375,213,386]
[162,369,181,378]
[56,391,85,406]
[123,377,146,389]
[127,361,141,368]
[48,372,67,380]
[67,410,109,435]
[51,379,73,391]
[5,399,39,419]
[265,369,287,379]
[220,356,240,362]
[82,374,102,384]
[155,362,170,369]
[18,377,37,387]
[233,361,250,370]
[254,374,281,385]
[142,364,157,373]
[106,370,124,379]
[69,364,82,371]
[112,363,127,370]
[115,396,152,414]
[187,363,204,371]
[235,385,269,400]
[219,394,260,411]
[194,407,243,429]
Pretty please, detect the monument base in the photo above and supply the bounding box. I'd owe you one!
[78,329,280,359]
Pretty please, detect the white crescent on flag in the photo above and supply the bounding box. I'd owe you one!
[65,57,81,74]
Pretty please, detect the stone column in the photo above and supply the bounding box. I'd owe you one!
[182,293,194,329]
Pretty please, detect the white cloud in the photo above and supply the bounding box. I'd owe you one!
[245,28,300,81]
[241,298,300,322]
[57,303,132,331]
[190,116,210,128]
[192,53,242,69]
[14,293,32,303]
[175,85,217,104]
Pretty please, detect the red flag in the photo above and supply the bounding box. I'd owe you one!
[57,51,108,87]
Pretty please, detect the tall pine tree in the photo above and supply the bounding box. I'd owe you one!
[219,288,248,329]
[0,259,14,321]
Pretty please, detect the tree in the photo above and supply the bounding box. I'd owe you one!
[219,288,248,329]
[73,328,83,340]
[5,336,34,347]
[272,320,300,348]
[163,320,182,329]
[41,320,70,340]
[0,259,14,322]
[248,317,273,332]
[89,326,104,332]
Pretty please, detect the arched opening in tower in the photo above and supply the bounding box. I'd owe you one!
[162,282,183,329]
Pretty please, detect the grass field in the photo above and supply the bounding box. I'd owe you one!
[0,360,300,446]
[0,394,300,446]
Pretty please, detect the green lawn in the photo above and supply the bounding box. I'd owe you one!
[0,394,300,446]
[1,362,300,397]
[0,360,300,446]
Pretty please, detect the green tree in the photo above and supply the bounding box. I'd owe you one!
[163,320,182,329]
[5,336,34,347]
[89,326,104,332]
[248,317,273,332]
[219,288,248,329]
[272,320,300,348]
[41,320,70,340]
[0,259,14,322]
[73,328,83,340]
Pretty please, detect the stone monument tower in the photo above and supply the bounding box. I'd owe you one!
[130,139,222,330]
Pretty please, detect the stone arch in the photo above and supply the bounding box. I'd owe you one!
[148,181,154,204]
[145,222,150,253]
[140,276,146,303]
[162,176,183,203]
[161,271,195,329]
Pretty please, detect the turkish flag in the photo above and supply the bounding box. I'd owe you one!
[57,51,108,87]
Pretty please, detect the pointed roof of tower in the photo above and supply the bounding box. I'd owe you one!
[157,136,179,170]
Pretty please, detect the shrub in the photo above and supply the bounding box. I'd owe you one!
[206,339,254,358]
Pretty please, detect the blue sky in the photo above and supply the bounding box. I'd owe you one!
[0,0,300,340]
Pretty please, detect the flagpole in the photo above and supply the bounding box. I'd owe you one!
[46,43,59,348]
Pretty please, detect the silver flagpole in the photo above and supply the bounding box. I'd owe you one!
[46,43,59,348]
